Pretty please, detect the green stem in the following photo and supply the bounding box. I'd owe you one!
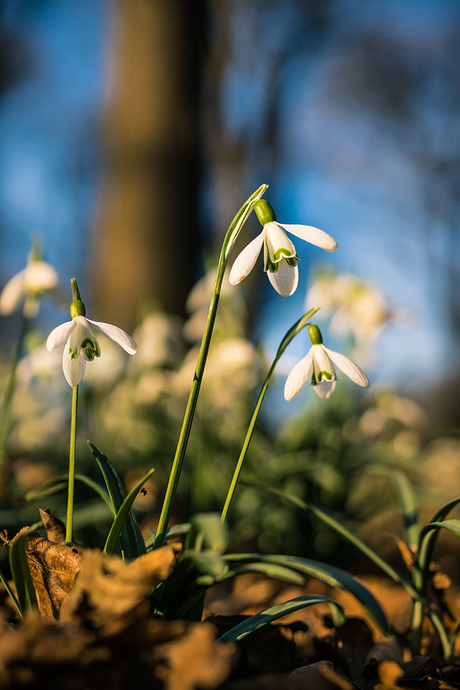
[221,360,276,522]
[221,307,319,523]
[0,313,30,482]
[66,385,79,546]
[153,184,268,548]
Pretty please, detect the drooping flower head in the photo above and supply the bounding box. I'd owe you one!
[0,242,58,318]
[46,278,137,387]
[284,323,370,401]
[229,200,338,296]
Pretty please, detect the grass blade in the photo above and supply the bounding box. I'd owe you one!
[88,442,146,558]
[9,531,38,616]
[218,595,345,643]
[225,552,390,637]
[25,473,111,510]
[417,499,460,583]
[103,468,154,555]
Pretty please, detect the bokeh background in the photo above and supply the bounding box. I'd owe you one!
[1,0,460,563]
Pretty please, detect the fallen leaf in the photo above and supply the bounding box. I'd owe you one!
[61,544,182,635]
[24,532,84,622]
[375,660,404,690]
[154,622,235,690]
[38,509,66,544]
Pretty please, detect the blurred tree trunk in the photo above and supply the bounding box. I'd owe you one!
[91,0,202,331]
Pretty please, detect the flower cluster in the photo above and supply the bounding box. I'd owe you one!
[230,199,370,399]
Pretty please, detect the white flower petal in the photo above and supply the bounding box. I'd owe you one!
[312,344,336,382]
[314,380,336,399]
[229,231,265,285]
[265,222,297,264]
[279,223,338,252]
[88,319,137,355]
[24,262,58,293]
[284,350,313,401]
[324,346,370,387]
[267,261,299,296]
[62,340,86,387]
[46,320,76,351]
[0,269,26,315]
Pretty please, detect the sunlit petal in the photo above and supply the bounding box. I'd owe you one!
[312,344,336,383]
[279,223,338,252]
[265,222,297,264]
[314,380,336,399]
[88,319,137,354]
[229,231,264,285]
[46,320,76,351]
[284,350,313,401]
[324,346,370,387]
[267,261,299,296]
[0,270,26,315]
[62,341,86,387]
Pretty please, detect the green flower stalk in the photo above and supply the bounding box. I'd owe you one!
[0,243,58,485]
[154,184,268,549]
[46,278,137,544]
[221,307,320,522]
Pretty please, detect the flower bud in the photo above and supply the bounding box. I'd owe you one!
[254,200,277,226]
[308,324,323,345]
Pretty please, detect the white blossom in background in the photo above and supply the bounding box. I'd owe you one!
[306,269,393,345]
[230,200,337,296]
[284,324,370,400]
[0,253,58,318]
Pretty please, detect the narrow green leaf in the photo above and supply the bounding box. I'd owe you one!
[384,468,419,549]
[224,552,390,637]
[218,595,345,643]
[190,513,228,553]
[9,532,38,616]
[0,566,21,616]
[88,442,146,558]
[25,473,111,510]
[417,498,460,583]
[197,562,306,587]
[422,520,460,539]
[103,468,154,555]
[244,483,453,658]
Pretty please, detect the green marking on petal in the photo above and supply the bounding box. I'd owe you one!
[69,347,78,360]
[317,370,333,382]
[273,247,294,261]
[81,338,100,361]
[285,256,298,267]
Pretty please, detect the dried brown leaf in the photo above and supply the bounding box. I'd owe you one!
[155,622,234,690]
[24,532,85,622]
[38,509,66,544]
[61,544,181,635]
[374,660,404,690]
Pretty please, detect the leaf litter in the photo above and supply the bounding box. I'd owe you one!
[1,514,460,688]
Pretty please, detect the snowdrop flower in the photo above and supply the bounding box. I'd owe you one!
[284,324,369,400]
[229,200,337,296]
[46,278,137,387]
[0,247,58,317]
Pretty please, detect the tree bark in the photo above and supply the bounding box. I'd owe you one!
[92,0,202,330]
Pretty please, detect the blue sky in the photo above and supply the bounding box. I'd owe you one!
[0,0,459,397]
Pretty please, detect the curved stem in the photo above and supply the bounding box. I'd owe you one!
[154,184,268,548]
[221,361,276,522]
[66,385,79,546]
[221,307,319,522]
